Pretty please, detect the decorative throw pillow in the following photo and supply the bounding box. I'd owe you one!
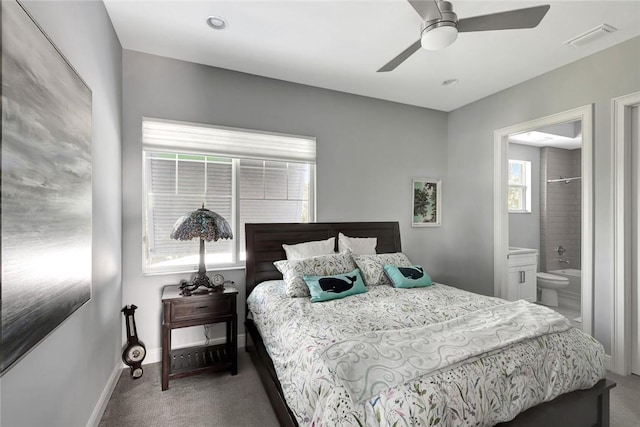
[274,252,357,297]
[282,237,336,260]
[383,265,433,288]
[337,232,377,255]
[303,269,367,302]
[352,252,412,286]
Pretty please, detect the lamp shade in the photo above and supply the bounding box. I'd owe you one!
[170,205,233,242]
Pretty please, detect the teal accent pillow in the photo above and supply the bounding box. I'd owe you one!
[383,265,433,288]
[303,269,367,302]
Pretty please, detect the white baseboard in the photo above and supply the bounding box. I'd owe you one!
[123,333,246,367]
[86,362,122,427]
[605,354,613,371]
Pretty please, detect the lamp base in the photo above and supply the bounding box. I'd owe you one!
[179,273,224,296]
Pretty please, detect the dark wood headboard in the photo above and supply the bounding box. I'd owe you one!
[244,222,401,299]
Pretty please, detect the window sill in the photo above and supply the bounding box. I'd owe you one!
[142,263,246,277]
[509,211,532,214]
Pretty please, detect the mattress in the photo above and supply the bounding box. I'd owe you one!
[247,280,605,426]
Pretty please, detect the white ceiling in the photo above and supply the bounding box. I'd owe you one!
[510,120,582,149]
[509,130,582,149]
[104,0,640,112]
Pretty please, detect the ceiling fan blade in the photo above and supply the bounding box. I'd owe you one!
[377,39,422,72]
[457,5,550,33]
[407,0,442,21]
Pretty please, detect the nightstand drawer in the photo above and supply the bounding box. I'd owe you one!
[170,297,231,322]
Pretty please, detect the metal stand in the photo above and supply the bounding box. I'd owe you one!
[179,275,224,296]
[179,238,224,296]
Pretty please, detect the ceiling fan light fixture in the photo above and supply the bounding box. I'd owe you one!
[378,1,551,72]
[421,24,458,50]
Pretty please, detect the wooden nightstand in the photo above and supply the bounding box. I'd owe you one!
[161,285,238,391]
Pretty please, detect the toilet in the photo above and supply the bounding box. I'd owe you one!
[536,272,570,307]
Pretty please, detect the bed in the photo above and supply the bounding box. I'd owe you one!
[244,222,615,426]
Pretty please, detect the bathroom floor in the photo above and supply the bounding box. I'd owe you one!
[550,304,582,328]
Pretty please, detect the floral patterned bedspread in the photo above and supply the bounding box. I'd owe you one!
[247,281,605,426]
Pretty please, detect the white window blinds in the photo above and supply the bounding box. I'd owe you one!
[238,159,311,259]
[145,154,234,268]
[142,118,315,273]
[143,118,316,163]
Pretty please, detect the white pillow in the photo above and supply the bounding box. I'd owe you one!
[274,252,357,297]
[282,237,336,260]
[338,232,377,255]
[352,252,412,286]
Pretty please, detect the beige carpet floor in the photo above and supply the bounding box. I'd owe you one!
[607,371,640,427]
[99,351,279,427]
[100,352,640,427]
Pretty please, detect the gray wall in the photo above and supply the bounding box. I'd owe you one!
[446,37,640,353]
[121,50,448,354]
[508,143,541,252]
[0,1,122,426]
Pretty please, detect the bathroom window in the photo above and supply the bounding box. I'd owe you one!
[508,160,531,213]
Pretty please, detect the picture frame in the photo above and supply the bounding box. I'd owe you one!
[412,178,441,227]
[1,0,92,374]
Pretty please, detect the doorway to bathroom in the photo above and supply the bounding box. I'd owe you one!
[493,105,594,336]
[508,121,583,327]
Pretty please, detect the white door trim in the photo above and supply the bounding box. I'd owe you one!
[493,104,594,337]
[612,91,640,375]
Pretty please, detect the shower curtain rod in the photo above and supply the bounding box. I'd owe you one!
[547,176,582,184]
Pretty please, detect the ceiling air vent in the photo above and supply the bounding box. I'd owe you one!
[564,24,617,47]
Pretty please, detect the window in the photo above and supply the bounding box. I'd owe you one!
[508,159,531,213]
[142,118,315,274]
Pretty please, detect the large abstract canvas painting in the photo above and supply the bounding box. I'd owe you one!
[1,1,92,374]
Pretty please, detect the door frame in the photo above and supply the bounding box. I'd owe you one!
[612,91,640,375]
[493,104,594,337]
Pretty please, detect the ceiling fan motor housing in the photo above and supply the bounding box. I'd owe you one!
[421,1,458,34]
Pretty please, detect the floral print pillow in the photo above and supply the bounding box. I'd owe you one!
[274,252,357,297]
[352,252,412,286]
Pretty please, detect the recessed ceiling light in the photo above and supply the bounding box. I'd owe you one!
[442,79,459,87]
[206,16,227,30]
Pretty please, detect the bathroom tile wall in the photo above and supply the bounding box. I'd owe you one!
[540,147,582,279]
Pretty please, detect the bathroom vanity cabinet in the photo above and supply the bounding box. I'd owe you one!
[506,250,537,302]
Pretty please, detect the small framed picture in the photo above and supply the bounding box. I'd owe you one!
[412,178,441,227]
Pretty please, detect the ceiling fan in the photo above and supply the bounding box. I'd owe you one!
[378,0,551,72]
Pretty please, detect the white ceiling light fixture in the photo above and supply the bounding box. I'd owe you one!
[422,24,458,50]
[206,16,227,30]
[564,24,617,47]
[442,78,459,87]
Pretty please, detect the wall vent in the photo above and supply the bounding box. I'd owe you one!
[564,24,617,47]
